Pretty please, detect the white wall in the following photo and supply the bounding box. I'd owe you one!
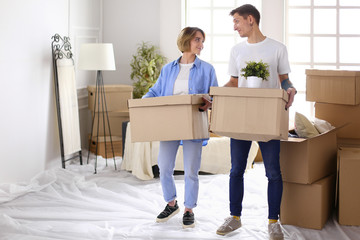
[103,0,162,85]
[262,0,284,43]
[71,0,103,89]
[0,0,102,184]
[103,0,184,85]
[0,0,68,183]
[159,0,183,62]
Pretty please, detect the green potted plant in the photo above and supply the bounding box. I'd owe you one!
[130,42,167,99]
[241,60,270,87]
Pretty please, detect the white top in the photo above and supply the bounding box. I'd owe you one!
[173,63,193,95]
[228,37,291,89]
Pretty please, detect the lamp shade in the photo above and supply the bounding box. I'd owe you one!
[78,43,116,70]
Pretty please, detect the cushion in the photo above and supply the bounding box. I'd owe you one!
[314,118,335,133]
[294,112,320,138]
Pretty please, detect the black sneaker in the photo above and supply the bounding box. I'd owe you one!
[156,201,180,223]
[182,211,195,228]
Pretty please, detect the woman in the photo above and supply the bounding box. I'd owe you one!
[143,27,218,228]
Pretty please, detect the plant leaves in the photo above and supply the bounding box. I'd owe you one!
[130,42,167,98]
[240,60,270,80]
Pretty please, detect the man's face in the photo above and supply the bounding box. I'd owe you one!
[232,13,252,38]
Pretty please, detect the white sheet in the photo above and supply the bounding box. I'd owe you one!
[0,158,359,240]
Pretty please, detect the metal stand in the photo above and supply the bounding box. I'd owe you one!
[51,33,83,168]
[87,70,116,173]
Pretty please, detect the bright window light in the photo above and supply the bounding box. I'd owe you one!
[286,0,360,119]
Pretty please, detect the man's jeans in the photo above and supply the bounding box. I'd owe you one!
[229,139,283,220]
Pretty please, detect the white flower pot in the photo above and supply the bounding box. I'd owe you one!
[247,76,263,88]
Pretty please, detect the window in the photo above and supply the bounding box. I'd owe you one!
[285,0,360,119]
[184,0,262,86]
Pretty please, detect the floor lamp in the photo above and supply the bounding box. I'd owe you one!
[78,43,116,173]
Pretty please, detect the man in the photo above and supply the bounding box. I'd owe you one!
[216,4,296,240]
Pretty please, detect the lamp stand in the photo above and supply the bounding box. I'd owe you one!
[87,70,116,173]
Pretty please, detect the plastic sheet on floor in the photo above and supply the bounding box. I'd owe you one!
[0,159,359,240]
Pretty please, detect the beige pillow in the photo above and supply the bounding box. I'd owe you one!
[294,112,320,138]
[314,118,335,133]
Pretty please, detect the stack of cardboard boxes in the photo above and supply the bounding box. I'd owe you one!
[279,69,360,229]
[88,84,133,158]
[308,69,360,143]
[279,128,338,229]
[307,69,360,227]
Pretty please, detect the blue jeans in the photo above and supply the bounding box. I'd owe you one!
[158,140,203,209]
[229,139,283,220]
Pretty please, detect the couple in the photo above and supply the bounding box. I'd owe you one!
[142,4,296,240]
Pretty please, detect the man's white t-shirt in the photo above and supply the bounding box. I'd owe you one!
[173,63,193,95]
[228,37,291,89]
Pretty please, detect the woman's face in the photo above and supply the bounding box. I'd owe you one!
[189,31,204,55]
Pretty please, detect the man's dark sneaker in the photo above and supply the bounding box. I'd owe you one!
[182,211,195,228]
[156,201,180,223]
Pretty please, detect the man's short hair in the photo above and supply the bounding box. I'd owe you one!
[177,27,205,53]
[230,4,260,25]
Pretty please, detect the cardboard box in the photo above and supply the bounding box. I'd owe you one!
[89,136,122,158]
[280,174,336,230]
[88,84,133,112]
[338,138,360,148]
[315,102,360,139]
[306,69,360,105]
[209,87,289,142]
[91,111,129,136]
[128,94,209,142]
[337,147,360,226]
[280,128,338,184]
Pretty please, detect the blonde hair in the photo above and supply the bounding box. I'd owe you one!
[177,27,205,53]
